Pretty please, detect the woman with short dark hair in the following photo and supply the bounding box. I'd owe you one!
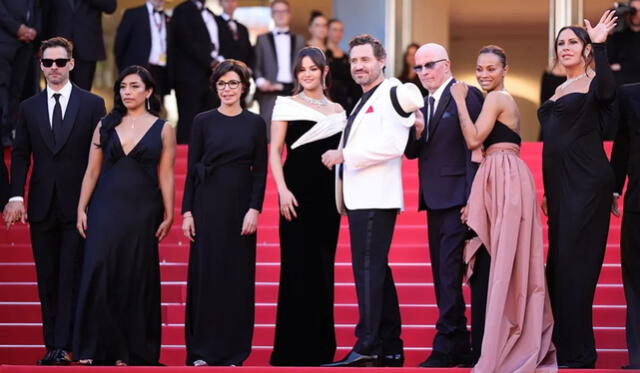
[182,59,267,366]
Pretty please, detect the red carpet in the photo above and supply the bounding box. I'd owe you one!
[0,143,631,369]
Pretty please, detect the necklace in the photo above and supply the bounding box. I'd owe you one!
[558,70,590,90]
[299,91,329,106]
[127,113,147,129]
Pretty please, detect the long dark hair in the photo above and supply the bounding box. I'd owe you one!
[292,47,331,95]
[99,65,161,147]
[554,26,594,74]
[399,42,419,81]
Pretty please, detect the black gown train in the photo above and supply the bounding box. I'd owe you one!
[73,119,166,365]
[182,109,267,366]
[538,43,616,368]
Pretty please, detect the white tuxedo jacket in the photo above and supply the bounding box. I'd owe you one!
[336,78,415,213]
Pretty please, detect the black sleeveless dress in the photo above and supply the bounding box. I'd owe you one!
[73,119,166,365]
[270,120,341,366]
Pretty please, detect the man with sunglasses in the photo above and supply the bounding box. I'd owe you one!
[3,37,106,365]
[404,43,487,368]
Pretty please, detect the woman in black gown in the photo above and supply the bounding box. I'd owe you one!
[181,60,267,366]
[269,47,346,366]
[326,19,360,113]
[74,66,176,365]
[538,11,618,368]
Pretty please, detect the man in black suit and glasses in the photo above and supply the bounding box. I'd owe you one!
[114,0,171,104]
[3,37,106,365]
[43,0,116,91]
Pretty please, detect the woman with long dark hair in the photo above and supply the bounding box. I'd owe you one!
[398,43,428,97]
[73,65,176,366]
[269,47,346,366]
[181,59,267,366]
[539,11,618,368]
[451,45,556,373]
[326,18,360,112]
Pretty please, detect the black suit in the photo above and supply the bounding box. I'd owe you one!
[10,84,105,351]
[217,14,254,70]
[168,0,225,144]
[0,0,42,142]
[42,0,116,90]
[610,83,640,368]
[114,4,170,97]
[405,79,488,363]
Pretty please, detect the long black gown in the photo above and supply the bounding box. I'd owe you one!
[270,117,342,366]
[73,119,166,365]
[326,49,360,113]
[182,109,267,366]
[538,43,616,368]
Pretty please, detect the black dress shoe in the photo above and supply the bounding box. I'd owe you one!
[37,350,56,365]
[51,349,72,365]
[419,351,457,367]
[381,353,404,367]
[321,350,380,367]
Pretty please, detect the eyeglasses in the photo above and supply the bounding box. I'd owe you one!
[41,58,71,68]
[413,59,447,73]
[216,80,241,90]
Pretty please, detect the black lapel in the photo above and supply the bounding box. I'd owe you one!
[53,85,80,154]
[67,0,76,11]
[289,33,296,65]
[35,91,55,152]
[140,6,152,52]
[428,79,455,141]
[267,32,278,72]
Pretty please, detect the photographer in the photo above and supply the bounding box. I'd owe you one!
[608,0,640,85]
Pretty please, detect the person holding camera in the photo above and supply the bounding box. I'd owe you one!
[608,0,640,85]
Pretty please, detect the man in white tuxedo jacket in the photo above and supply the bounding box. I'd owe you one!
[322,34,421,368]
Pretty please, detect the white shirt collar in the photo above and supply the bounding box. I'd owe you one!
[221,12,232,21]
[430,76,453,103]
[47,81,72,100]
[192,0,203,10]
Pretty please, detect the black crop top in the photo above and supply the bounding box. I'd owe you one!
[483,121,521,148]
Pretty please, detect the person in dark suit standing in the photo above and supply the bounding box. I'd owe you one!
[254,0,305,135]
[168,0,227,144]
[2,37,106,365]
[404,43,487,367]
[0,0,42,147]
[218,0,254,71]
[114,0,170,104]
[611,83,640,369]
[42,0,116,91]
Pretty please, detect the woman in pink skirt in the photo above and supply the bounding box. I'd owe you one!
[450,45,557,373]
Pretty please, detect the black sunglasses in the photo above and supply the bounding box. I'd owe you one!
[41,58,70,68]
[413,59,447,73]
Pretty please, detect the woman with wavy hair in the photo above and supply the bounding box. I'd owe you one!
[73,65,176,366]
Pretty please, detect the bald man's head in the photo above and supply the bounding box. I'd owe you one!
[415,43,452,94]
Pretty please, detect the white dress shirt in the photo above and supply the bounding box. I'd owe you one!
[273,28,293,84]
[220,12,236,35]
[146,1,167,66]
[9,81,73,203]
[193,0,223,61]
[428,76,453,122]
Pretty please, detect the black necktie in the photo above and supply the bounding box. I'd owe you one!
[52,93,63,146]
[425,96,435,141]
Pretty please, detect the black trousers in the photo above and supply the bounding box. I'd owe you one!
[347,208,402,356]
[0,43,35,141]
[147,64,169,99]
[30,190,83,351]
[622,211,640,367]
[70,59,96,91]
[469,244,490,363]
[174,80,217,144]
[426,207,471,356]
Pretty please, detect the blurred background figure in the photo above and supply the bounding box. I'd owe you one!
[114,0,171,108]
[218,0,255,71]
[397,43,428,97]
[326,18,359,113]
[43,0,117,91]
[0,0,42,147]
[168,0,227,144]
[254,0,305,136]
[307,10,327,50]
[607,0,640,85]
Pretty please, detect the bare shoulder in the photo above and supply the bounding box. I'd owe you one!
[332,102,345,114]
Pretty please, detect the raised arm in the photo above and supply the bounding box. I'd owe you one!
[155,122,176,241]
[76,123,105,238]
[585,10,618,102]
[451,82,502,150]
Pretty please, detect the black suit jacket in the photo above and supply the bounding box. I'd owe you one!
[114,5,170,72]
[611,83,640,212]
[42,0,116,61]
[168,0,226,85]
[0,0,42,43]
[10,84,106,222]
[405,79,484,211]
[218,16,254,70]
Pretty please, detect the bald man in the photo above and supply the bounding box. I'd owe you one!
[404,43,487,367]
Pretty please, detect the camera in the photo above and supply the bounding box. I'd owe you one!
[611,1,638,32]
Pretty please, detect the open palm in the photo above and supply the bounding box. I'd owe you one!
[585,9,617,43]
